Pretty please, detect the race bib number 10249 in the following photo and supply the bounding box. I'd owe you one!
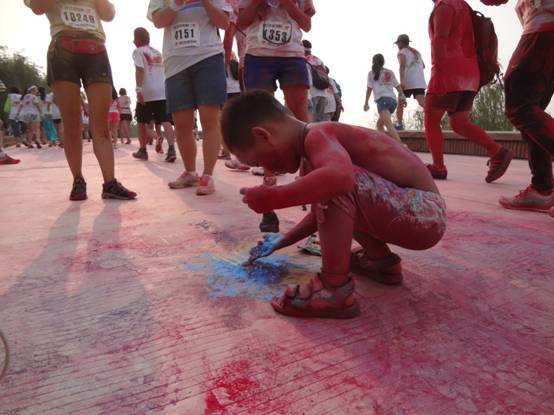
[60,5,99,31]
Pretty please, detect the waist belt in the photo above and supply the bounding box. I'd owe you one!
[58,37,106,54]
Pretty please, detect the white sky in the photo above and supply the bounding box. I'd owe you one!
[1,0,545,126]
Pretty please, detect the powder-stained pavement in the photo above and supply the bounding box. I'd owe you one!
[0,144,553,414]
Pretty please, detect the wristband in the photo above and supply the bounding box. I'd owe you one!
[135,87,143,93]
[169,1,181,11]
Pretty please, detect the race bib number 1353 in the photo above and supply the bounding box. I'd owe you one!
[60,5,98,31]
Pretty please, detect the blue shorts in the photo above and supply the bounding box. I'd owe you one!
[244,54,310,92]
[376,97,397,113]
[165,53,227,113]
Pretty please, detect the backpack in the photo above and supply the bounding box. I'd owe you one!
[466,2,501,88]
[309,63,330,90]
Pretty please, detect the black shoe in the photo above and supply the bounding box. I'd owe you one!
[259,211,280,233]
[70,176,87,201]
[132,148,148,161]
[165,146,176,163]
[102,179,137,200]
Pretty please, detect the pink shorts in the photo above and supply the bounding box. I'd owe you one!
[316,167,447,250]
[108,112,120,123]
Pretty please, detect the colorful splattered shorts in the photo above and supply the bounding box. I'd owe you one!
[317,167,447,250]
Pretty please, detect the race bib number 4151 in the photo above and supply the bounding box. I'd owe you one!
[259,22,292,46]
[61,5,98,31]
[172,23,200,49]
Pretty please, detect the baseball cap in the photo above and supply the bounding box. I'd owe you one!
[394,34,411,45]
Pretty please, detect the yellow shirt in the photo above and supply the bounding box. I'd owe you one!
[24,0,106,41]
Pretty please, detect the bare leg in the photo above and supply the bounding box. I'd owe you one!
[283,85,309,122]
[172,109,197,173]
[353,231,392,259]
[380,111,402,142]
[197,105,221,176]
[161,122,175,146]
[85,82,115,182]
[424,104,447,167]
[52,81,83,177]
[396,103,404,127]
[137,123,147,149]
[449,111,500,157]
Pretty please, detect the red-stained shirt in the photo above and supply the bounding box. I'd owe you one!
[428,0,479,94]
[516,0,554,34]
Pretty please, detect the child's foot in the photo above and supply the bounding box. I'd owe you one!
[486,147,513,183]
[426,164,448,180]
[499,185,554,213]
[70,176,87,201]
[350,248,403,285]
[259,211,280,233]
[168,171,199,189]
[132,148,148,161]
[270,274,360,319]
[102,179,137,200]
[196,175,215,196]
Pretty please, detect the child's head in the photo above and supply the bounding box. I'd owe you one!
[221,90,303,174]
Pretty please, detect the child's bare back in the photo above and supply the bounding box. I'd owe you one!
[305,122,439,194]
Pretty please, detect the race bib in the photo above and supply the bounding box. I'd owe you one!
[60,5,98,31]
[259,21,292,46]
[172,23,200,49]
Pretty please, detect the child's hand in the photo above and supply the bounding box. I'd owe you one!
[363,103,369,112]
[240,185,275,213]
[247,233,284,263]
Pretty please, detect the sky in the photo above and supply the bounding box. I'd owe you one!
[1,0,544,127]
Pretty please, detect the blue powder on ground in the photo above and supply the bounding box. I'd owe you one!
[183,252,302,301]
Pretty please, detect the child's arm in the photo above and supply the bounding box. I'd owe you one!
[240,131,355,213]
[363,87,372,112]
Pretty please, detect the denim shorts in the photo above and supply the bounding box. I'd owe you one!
[244,54,310,92]
[376,97,397,113]
[165,53,227,113]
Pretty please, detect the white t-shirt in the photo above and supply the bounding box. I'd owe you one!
[239,0,314,58]
[7,94,21,120]
[109,99,119,114]
[132,45,166,102]
[46,93,61,119]
[40,98,51,116]
[118,95,132,115]
[324,78,339,114]
[19,94,41,116]
[516,0,554,34]
[398,48,427,90]
[307,54,327,98]
[367,68,400,101]
[148,0,232,79]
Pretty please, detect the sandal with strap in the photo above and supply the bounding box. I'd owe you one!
[350,247,403,285]
[270,274,360,319]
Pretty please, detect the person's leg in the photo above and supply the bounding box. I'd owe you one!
[85,82,115,182]
[424,96,447,168]
[380,110,402,142]
[283,85,309,122]
[415,94,425,108]
[396,101,405,128]
[448,111,501,157]
[197,104,221,177]
[161,122,175,146]
[376,118,385,133]
[171,109,198,175]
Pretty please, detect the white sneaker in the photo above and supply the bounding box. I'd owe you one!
[499,185,554,213]
[196,175,215,196]
[251,166,265,176]
[168,171,199,189]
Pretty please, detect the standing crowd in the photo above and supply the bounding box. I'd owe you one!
[1,0,551,318]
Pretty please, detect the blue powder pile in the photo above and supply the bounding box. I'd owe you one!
[183,251,303,301]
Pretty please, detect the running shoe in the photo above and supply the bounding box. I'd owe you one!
[486,147,513,183]
[0,155,20,165]
[499,185,554,213]
[70,176,87,201]
[251,166,265,176]
[196,175,215,196]
[165,146,176,163]
[225,159,250,171]
[132,148,148,161]
[35,141,42,149]
[259,211,280,233]
[426,164,448,180]
[102,179,137,200]
[168,171,199,189]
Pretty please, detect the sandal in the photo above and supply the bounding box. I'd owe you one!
[270,274,360,319]
[350,247,403,285]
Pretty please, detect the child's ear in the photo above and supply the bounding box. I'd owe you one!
[251,126,271,144]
